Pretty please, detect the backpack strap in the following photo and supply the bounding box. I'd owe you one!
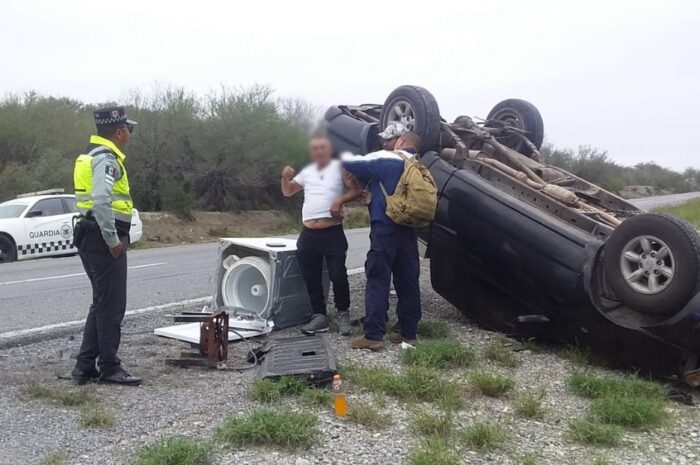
[378,181,389,200]
[392,150,408,160]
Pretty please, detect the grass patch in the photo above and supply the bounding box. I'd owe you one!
[417,321,450,339]
[568,417,621,446]
[592,457,611,465]
[41,451,67,465]
[470,372,515,397]
[408,437,459,465]
[300,388,332,407]
[340,364,465,410]
[569,371,667,430]
[80,405,116,429]
[346,401,391,429]
[483,339,520,368]
[411,409,454,438]
[658,198,700,229]
[568,371,666,400]
[248,376,309,403]
[23,383,96,407]
[518,452,538,465]
[561,344,594,366]
[514,388,546,419]
[589,395,667,429]
[400,340,475,370]
[459,421,507,451]
[215,408,317,449]
[132,436,212,465]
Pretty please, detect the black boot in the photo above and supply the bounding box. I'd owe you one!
[71,367,100,386]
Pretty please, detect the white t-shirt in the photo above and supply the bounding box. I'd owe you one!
[293,159,345,222]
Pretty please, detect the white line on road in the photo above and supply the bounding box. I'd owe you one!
[0,296,210,341]
[0,262,166,286]
[0,266,367,341]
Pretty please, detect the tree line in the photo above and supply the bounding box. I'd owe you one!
[541,145,700,195]
[0,86,315,216]
[0,87,698,216]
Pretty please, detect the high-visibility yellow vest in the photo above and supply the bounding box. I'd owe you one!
[74,135,133,222]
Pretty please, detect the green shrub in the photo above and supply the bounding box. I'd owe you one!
[568,371,666,400]
[417,321,450,339]
[346,401,391,429]
[131,437,212,465]
[483,340,520,368]
[408,438,459,465]
[459,421,507,451]
[470,372,515,397]
[514,388,546,419]
[215,409,317,449]
[411,409,454,438]
[401,340,475,370]
[568,417,621,446]
[589,395,667,429]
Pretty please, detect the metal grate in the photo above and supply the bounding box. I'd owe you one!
[260,334,336,385]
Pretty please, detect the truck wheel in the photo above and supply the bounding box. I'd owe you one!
[486,99,544,157]
[0,235,18,263]
[380,85,441,151]
[603,213,700,315]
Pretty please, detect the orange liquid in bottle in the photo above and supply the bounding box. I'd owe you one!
[332,374,347,416]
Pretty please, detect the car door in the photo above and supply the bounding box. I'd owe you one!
[22,198,75,258]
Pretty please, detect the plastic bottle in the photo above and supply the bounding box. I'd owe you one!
[332,374,347,416]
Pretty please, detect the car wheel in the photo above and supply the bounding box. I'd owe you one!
[603,213,700,315]
[0,235,18,263]
[379,85,441,151]
[486,99,544,157]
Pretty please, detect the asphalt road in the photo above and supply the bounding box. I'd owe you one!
[1,192,699,336]
[0,229,370,335]
[627,191,700,210]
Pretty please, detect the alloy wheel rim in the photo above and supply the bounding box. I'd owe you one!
[386,99,416,131]
[619,235,675,295]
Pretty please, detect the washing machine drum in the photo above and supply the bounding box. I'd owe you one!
[221,256,272,317]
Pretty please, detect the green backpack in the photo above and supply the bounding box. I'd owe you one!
[379,151,438,228]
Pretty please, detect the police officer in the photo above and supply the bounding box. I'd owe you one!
[71,107,142,386]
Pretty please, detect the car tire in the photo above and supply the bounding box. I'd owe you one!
[603,213,700,315]
[0,234,18,263]
[380,85,441,151]
[486,99,544,157]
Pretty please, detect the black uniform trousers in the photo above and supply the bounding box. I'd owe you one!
[296,224,350,315]
[75,229,127,377]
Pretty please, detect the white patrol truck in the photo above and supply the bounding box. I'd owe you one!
[0,189,143,263]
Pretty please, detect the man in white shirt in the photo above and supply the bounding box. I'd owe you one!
[281,137,362,335]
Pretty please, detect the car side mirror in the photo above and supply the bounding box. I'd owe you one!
[26,210,43,218]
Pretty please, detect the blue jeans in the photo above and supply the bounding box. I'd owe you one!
[364,222,421,341]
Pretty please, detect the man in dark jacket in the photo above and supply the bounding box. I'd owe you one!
[341,133,423,350]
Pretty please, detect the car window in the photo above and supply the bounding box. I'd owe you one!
[0,204,28,219]
[62,197,79,213]
[28,198,65,217]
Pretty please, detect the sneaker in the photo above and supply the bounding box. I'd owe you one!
[351,337,384,351]
[402,340,419,348]
[301,314,329,335]
[98,370,142,386]
[337,311,352,336]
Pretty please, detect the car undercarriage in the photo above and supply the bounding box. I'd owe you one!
[325,85,700,385]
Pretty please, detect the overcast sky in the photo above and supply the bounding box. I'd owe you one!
[2,0,698,170]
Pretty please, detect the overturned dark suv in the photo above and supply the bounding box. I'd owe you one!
[325,85,700,385]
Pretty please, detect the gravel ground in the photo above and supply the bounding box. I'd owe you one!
[1,264,699,465]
